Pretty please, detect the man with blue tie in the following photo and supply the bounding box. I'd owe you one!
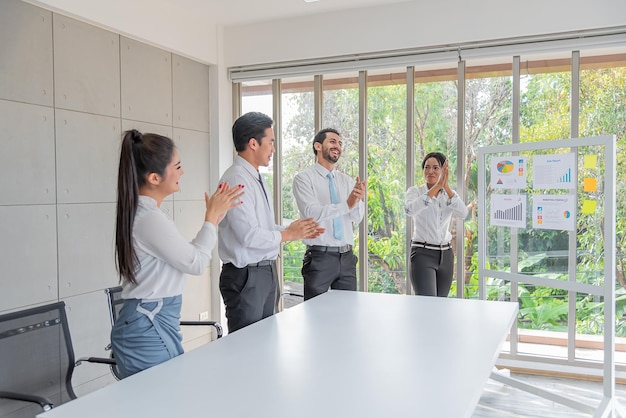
[218,112,323,332]
[292,128,366,300]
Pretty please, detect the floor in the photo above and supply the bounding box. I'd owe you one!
[281,286,626,417]
[475,372,626,417]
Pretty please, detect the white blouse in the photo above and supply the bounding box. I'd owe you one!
[405,184,468,244]
[121,195,216,299]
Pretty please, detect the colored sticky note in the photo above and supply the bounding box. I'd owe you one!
[584,155,597,169]
[582,200,597,214]
[583,178,597,192]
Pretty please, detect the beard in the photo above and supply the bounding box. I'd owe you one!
[322,147,340,164]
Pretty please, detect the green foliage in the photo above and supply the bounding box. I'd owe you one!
[277,64,626,337]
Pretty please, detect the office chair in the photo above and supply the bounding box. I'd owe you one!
[0,301,77,417]
[76,286,223,380]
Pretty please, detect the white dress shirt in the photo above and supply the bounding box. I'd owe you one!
[121,195,216,300]
[405,184,468,244]
[292,163,364,247]
[218,156,283,268]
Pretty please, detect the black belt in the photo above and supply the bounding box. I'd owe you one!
[247,260,275,267]
[411,241,451,250]
[307,245,352,254]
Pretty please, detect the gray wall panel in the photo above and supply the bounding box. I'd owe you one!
[173,54,210,132]
[0,205,58,312]
[0,99,56,205]
[174,200,213,341]
[56,110,121,203]
[0,1,213,388]
[121,37,172,125]
[121,120,173,138]
[174,128,210,200]
[0,0,53,106]
[53,15,121,117]
[57,203,118,298]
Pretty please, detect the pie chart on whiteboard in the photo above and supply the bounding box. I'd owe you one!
[497,161,515,174]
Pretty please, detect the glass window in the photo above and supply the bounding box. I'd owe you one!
[578,52,626,358]
[280,76,315,307]
[234,47,626,372]
[241,80,275,194]
[367,68,407,294]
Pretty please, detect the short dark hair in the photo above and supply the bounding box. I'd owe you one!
[232,112,273,152]
[312,128,340,155]
[422,152,447,169]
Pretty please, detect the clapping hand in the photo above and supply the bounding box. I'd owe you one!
[204,183,244,225]
[282,218,325,242]
[347,176,367,209]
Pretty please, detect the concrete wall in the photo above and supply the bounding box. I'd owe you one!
[0,0,214,394]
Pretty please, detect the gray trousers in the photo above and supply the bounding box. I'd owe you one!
[219,262,277,333]
[301,249,357,301]
[410,247,454,297]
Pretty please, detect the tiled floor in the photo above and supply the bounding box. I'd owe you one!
[474,372,626,417]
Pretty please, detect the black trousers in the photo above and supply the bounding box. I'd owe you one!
[409,247,454,297]
[219,262,277,333]
[301,249,357,301]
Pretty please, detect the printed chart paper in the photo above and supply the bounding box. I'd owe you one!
[490,156,527,189]
[533,153,576,190]
[491,194,526,228]
[532,194,576,231]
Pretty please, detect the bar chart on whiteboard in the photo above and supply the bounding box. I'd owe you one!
[490,194,526,228]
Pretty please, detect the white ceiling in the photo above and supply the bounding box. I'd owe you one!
[177,0,414,26]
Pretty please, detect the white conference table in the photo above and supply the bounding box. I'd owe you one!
[40,291,517,418]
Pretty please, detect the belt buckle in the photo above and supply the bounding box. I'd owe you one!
[339,244,352,253]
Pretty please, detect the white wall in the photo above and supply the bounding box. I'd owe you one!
[223,0,626,66]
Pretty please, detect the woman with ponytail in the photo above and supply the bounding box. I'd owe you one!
[111,129,243,378]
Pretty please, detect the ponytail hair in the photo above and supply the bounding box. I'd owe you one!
[115,129,175,284]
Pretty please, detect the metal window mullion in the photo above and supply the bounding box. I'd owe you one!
[272,79,284,310]
[509,56,521,355]
[457,60,468,299]
[568,51,580,362]
[406,67,415,295]
[314,75,323,131]
[602,135,617,412]
[358,71,368,293]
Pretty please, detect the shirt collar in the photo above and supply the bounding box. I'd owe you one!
[314,162,334,177]
[138,195,158,208]
[235,155,261,178]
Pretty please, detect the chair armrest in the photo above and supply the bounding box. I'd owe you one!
[0,390,54,411]
[75,356,116,366]
[180,321,223,338]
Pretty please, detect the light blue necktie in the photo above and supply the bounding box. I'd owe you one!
[327,172,344,241]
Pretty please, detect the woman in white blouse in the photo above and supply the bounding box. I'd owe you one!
[111,129,243,378]
[405,152,468,297]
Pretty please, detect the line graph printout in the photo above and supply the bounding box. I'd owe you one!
[490,156,527,189]
[490,194,526,228]
[532,194,576,231]
[532,153,576,190]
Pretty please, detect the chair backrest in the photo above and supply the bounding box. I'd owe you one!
[105,286,124,326]
[0,301,77,417]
